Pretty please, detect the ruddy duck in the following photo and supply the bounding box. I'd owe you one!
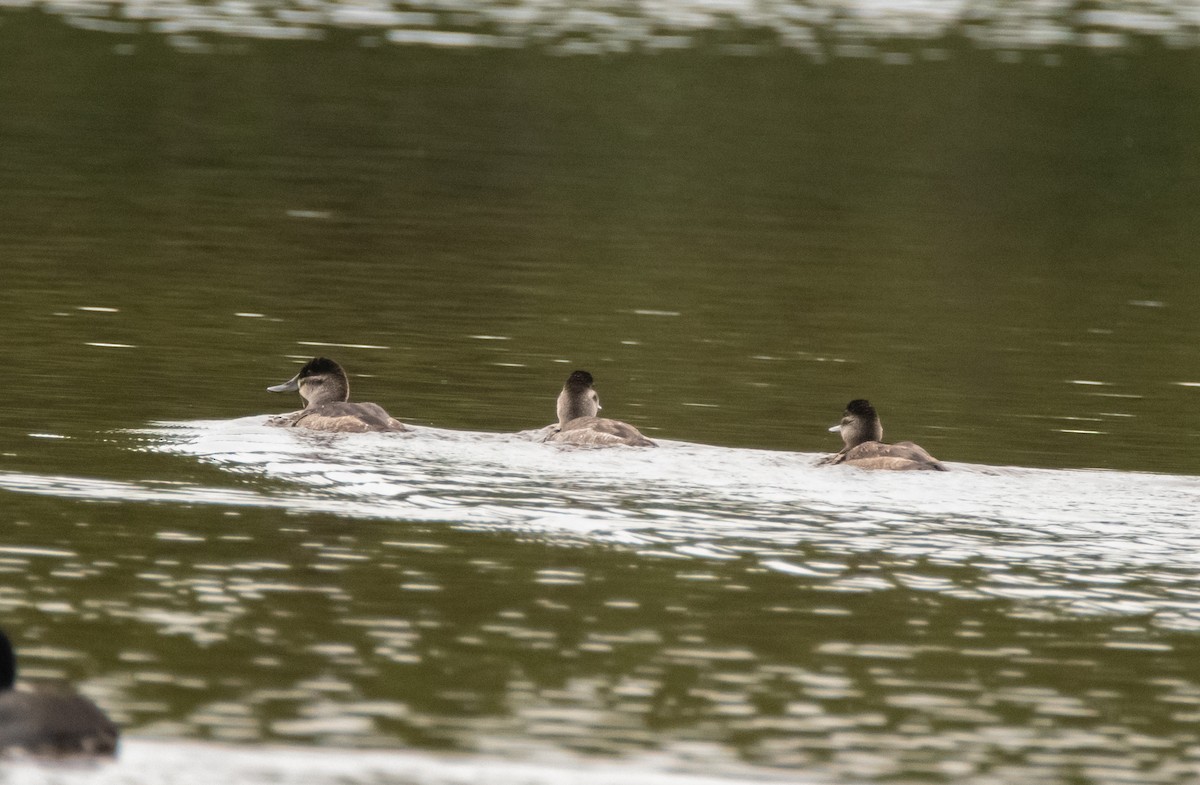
[544,370,656,447]
[0,628,119,757]
[266,357,405,433]
[821,399,946,471]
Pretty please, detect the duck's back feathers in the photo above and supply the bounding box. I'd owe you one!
[829,441,946,471]
[547,416,657,448]
[0,687,119,757]
[287,402,406,433]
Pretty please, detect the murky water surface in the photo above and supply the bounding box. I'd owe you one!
[3,3,1200,783]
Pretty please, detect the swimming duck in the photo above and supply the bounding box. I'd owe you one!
[0,628,119,757]
[266,357,406,433]
[544,370,657,447]
[821,399,946,471]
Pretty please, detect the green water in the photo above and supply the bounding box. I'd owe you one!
[3,11,1200,783]
[5,14,1200,472]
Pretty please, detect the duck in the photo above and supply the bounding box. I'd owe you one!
[820,399,946,471]
[266,357,406,433]
[543,370,657,447]
[0,628,119,757]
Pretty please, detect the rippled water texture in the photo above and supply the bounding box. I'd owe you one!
[3,421,1200,782]
[3,2,1200,783]
[21,0,1200,57]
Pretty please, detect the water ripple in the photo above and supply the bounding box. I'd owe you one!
[4,419,1200,780]
[7,416,1178,630]
[15,0,1200,57]
[0,737,801,785]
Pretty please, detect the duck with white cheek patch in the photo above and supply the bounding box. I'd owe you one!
[543,370,656,448]
[819,399,945,471]
[266,357,406,433]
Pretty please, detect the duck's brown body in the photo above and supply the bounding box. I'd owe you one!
[269,402,405,433]
[823,440,945,471]
[549,415,657,447]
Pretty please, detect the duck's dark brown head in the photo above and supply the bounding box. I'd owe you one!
[829,398,883,449]
[557,370,601,425]
[268,357,351,406]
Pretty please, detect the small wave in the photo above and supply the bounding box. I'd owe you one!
[4,417,1199,628]
[0,737,803,785]
[16,0,1200,57]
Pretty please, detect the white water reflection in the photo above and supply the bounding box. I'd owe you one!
[0,738,802,785]
[11,417,1200,627]
[20,0,1200,56]
[3,420,1200,782]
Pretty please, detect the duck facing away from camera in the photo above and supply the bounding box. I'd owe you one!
[0,628,120,758]
[820,399,946,471]
[266,357,406,433]
[544,370,656,448]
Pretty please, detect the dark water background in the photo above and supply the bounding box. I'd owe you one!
[2,5,1200,783]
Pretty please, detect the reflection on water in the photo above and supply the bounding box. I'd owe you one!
[25,0,1200,57]
[2,422,1200,782]
[0,738,801,785]
[3,3,1200,783]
